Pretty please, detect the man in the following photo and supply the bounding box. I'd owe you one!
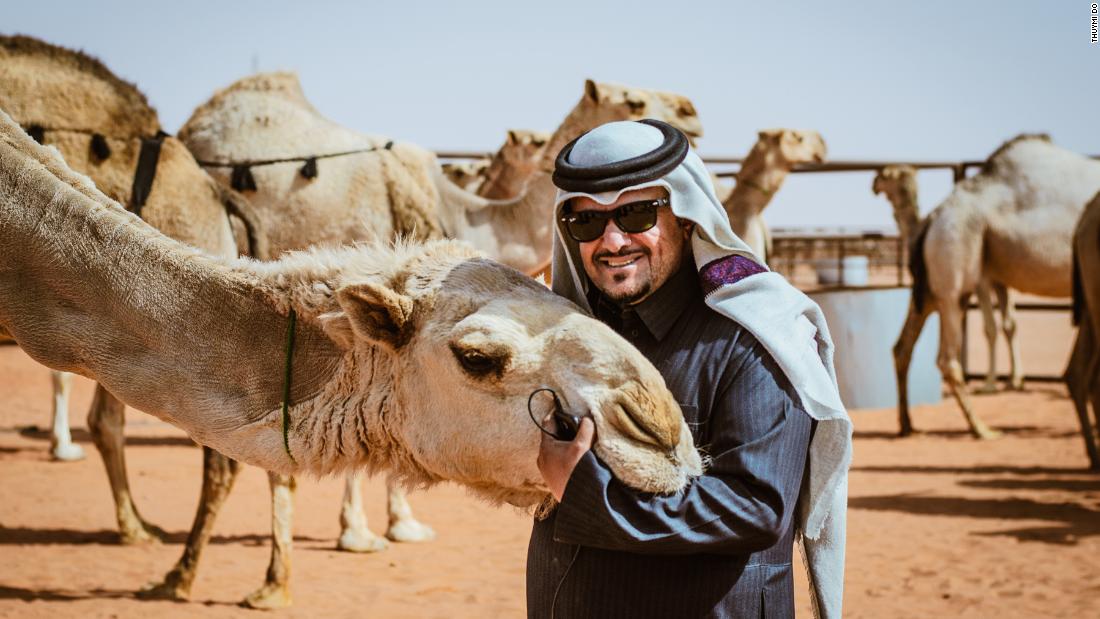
[529,119,851,618]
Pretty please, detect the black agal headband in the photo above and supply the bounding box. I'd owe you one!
[552,119,690,193]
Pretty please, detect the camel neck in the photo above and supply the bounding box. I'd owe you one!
[0,127,344,471]
[727,147,789,215]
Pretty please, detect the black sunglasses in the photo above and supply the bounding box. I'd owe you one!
[559,198,670,243]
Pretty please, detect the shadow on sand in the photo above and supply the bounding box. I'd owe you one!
[849,493,1100,544]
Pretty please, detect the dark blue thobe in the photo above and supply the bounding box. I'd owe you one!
[528,263,814,619]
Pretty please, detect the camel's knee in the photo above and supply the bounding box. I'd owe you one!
[87,388,125,449]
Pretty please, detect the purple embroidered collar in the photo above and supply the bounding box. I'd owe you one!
[699,255,767,296]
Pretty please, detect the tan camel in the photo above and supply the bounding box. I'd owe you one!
[0,102,702,557]
[1065,191,1100,470]
[179,75,703,277]
[173,73,704,607]
[442,158,490,191]
[0,35,264,546]
[477,128,551,199]
[439,128,549,196]
[873,165,1023,394]
[722,129,826,262]
[893,135,1100,438]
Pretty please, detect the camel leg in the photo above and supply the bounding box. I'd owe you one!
[893,300,931,436]
[385,475,436,543]
[337,471,389,553]
[243,472,295,609]
[86,384,165,543]
[1065,322,1100,470]
[48,370,84,461]
[975,280,999,394]
[138,447,241,600]
[996,284,1025,390]
[939,301,1000,439]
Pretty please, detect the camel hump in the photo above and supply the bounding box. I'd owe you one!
[0,35,160,137]
[909,217,932,313]
[982,133,1054,174]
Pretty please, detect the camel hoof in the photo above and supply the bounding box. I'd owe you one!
[337,528,390,553]
[386,519,436,543]
[1009,380,1026,392]
[137,579,190,601]
[118,522,166,545]
[243,584,292,610]
[49,442,86,461]
[975,382,999,395]
[974,427,1003,440]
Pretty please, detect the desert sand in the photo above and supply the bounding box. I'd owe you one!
[1,314,1098,618]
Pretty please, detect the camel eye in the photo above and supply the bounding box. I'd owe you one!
[451,345,506,378]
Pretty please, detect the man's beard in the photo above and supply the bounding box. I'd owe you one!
[606,278,653,306]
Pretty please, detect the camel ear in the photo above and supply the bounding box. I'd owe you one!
[584,79,600,102]
[336,282,415,350]
[507,130,519,145]
[757,129,780,143]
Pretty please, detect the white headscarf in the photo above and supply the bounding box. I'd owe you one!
[551,120,851,619]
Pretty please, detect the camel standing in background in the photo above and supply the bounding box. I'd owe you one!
[439,128,550,197]
[893,135,1100,439]
[722,129,826,262]
[0,36,265,547]
[0,100,701,547]
[874,165,1023,394]
[1066,191,1100,470]
[476,128,551,199]
[172,73,703,607]
[442,157,489,191]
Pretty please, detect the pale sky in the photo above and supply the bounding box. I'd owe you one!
[6,1,1099,228]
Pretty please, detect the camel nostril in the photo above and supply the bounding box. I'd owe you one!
[608,387,680,451]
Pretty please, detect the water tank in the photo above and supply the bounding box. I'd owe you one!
[808,286,942,409]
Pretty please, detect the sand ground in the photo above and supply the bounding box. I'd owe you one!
[1,325,1098,618]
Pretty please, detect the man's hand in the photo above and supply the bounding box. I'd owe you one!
[537,416,595,501]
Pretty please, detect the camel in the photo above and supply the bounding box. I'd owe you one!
[873,165,1023,394]
[0,105,703,598]
[0,35,266,550]
[1065,191,1100,470]
[893,135,1100,439]
[179,75,703,277]
[167,74,705,607]
[476,128,551,199]
[442,158,490,191]
[722,129,826,262]
[439,128,550,197]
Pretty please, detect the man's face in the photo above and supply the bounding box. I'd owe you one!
[572,186,691,306]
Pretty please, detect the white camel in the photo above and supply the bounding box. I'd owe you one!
[0,103,701,540]
[722,129,826,262]
[893,135,1100,438]
[874,165,1023,394]
[169,72,704,607]
[1065,191,1100,470]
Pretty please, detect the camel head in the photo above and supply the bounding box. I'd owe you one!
[498,129,551,172]
[580,79,704,144]
[323,241,702,507]
[442,159,491,190]
[872,165,919,221]
[756,129,827,166]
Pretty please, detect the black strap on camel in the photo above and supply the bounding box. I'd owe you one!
[197,141,396,192]
[552,119,689,193]
[128,131,169,217]
[22,123,168,218]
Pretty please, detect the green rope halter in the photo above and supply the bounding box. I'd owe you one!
[281,309,298,465]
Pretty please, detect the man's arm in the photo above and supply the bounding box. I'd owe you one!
[541,335,813,556]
